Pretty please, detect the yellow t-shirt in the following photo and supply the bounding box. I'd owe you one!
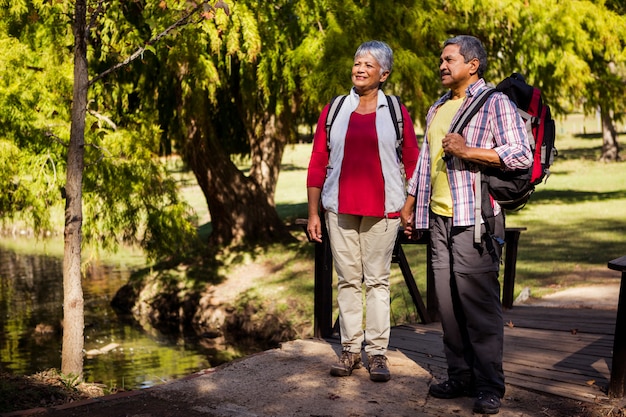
[429,97,465,217]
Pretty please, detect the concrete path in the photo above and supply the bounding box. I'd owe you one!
[7,338,615,417]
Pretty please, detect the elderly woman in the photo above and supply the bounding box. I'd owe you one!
[306,40,419,382]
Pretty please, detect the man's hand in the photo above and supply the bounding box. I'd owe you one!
[442,132,504,167]
[442,132,468,159]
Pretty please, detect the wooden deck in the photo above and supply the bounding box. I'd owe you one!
[334,306,617,404]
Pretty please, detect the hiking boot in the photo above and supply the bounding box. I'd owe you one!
[367,354,391,382]
[473,391,501,415]
[330,351,362,377]
[428,379,471,399]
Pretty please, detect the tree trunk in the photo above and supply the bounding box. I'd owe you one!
[248,96,297,206]
[599,105,621,162]
[62,0,88,378]
[248,112,284,206]
[184,117,294,247]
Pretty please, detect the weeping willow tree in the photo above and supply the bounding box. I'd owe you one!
[108,0,446,248]
[127,0,317,247]
[0,0,220,379]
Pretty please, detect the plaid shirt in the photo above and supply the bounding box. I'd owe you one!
[407,79,532,228]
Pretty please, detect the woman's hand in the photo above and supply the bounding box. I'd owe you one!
[307,187,323,243]
[401,195,421,240]
[400,195,415,228]
[307,213,323,243]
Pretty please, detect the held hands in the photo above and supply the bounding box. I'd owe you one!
[401,212,415,239]
[400,197,421,241]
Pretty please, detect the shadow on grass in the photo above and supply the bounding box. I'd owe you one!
[554,146,602,160]
[526,188,626,205]
[559,131,626,160]
[276,202,308,223]
[573,132,626,139]
[511,216,626,284]
[280,163,307,172]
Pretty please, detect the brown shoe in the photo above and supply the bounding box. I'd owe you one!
[367,355,391,382]
[330,351,362,377]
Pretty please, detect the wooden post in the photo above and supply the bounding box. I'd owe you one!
[297,218,334,338]
[313,232,334,338]
[608,256,626,399]
[393,234,431,324]
[502,228,526,309]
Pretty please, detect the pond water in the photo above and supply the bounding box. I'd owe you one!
[0,242,229,390]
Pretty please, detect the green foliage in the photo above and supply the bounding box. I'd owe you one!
[81,123,199,260]
[0,140,61,232]
[0,1,201,260]
[436,0,626,118]
[1,0,626,256]
[0,21,71,233]
[58,372,81,390]
[297,0,442,124]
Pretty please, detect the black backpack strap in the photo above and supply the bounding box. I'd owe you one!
[447,87,500,245]
[325,95,347,151]
[450,87,497,134]
[386,95,403,161]
[326,94,404,162]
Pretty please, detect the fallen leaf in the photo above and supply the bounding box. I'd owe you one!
[507,320,515,328]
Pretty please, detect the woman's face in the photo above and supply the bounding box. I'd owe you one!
[351,53,389,94]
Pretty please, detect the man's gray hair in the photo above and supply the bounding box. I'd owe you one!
[444,35,488,78]
[355,40,394,75]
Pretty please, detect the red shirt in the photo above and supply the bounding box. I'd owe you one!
[339,112,385,216]
[307,103,419,217]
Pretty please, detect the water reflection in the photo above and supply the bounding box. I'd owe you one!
[0,243,222,390]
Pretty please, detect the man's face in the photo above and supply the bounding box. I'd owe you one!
[439,44,476,89]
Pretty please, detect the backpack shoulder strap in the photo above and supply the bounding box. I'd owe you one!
[450,87,497,134]
[325,94,404,157]
[447,87,497,243]
[386,95,403,161]
[325,95,348,151]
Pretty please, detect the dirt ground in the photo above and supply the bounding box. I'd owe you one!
[5,337,624,417]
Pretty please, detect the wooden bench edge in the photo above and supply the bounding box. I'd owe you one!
[608,256,626,272]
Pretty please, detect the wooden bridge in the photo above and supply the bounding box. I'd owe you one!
[384,305,616,403]
[298,219,626,402]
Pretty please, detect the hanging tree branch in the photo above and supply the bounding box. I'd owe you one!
[89,0,230,86]
[86,0,106,36]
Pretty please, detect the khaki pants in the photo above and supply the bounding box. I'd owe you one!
[325,211,400,355]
